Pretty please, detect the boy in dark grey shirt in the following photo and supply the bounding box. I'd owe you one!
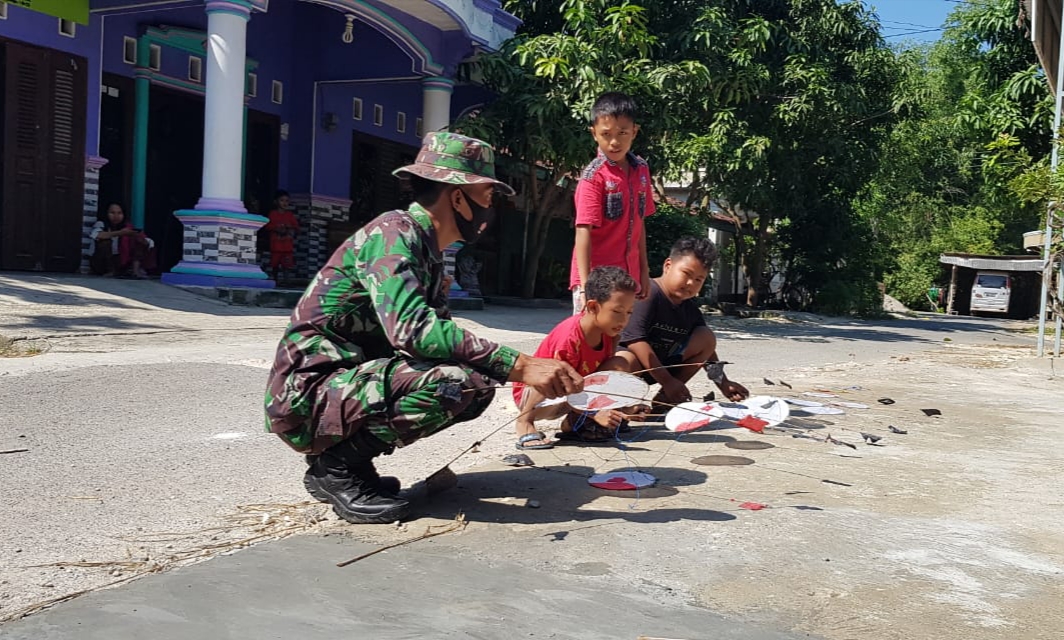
[616,237,748,405]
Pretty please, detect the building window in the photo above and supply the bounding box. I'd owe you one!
[246,72,258,97]
[123,37,137,65]
[415,117,424,138]
[352,98,363,121]
[271,80,284,104]
[0,4,8,19]
[188,56,203,83]
[396,112,406,134]
[373,104,383,127]
[148,44,162,71]
[59,19,76,37]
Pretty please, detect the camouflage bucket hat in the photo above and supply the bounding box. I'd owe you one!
[393,132,515,196]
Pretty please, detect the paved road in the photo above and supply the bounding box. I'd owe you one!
[2,274,1062,639]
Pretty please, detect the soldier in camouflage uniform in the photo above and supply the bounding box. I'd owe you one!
[265,132,584,524]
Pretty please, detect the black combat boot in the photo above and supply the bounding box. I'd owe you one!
[303,430,410,524]
[304,455,401,496]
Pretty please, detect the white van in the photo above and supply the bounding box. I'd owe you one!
[970,270,1010,315]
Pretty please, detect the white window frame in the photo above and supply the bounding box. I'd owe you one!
[373,104,383,127]
[246,72,258,98]
[396,111,406,134]
[148,44,162,71]
[122,37,137,65]
[59,18,76,38]
[415,117,424,138]
[352,97,363,121]
[188,56,203,83]
[271,80,284,105]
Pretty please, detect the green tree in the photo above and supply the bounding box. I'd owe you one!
[465,0,900,309]
[857,0,1051,309]
[663,0,898,311]
[459,0,717,297]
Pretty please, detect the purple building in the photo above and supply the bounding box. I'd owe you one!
[0,0,518,287]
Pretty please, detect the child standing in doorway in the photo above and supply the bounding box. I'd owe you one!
[266,190,299,283]
[570,91,655,314]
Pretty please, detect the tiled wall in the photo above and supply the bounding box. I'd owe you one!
[286,195,351,279]
[182,226,218,261]
[80,161,103,273]
[217,225,259,265]
[182,225,258,264]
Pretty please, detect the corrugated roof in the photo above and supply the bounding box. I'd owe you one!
[939,253,1045,272]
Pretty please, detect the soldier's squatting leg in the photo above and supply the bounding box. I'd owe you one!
[367,358,497,447]
[301,357,496,524]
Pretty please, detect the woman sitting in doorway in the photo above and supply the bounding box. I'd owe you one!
[89,203,156,278]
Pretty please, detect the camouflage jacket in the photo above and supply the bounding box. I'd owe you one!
[264,203,519,436]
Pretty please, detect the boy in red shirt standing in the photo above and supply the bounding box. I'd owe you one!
[266,190,299,283]
[570,92,654,314]
[514,266,640,450]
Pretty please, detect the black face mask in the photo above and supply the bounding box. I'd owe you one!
[454,189,496,245]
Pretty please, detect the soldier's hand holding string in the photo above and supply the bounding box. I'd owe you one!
[509,354,584,399]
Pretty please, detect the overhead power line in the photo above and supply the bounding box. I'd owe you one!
[882,27,946,38]
[880,19,942,30]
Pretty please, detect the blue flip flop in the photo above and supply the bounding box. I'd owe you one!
[516,432,554,450]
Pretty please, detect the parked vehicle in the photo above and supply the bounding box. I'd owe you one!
[970,270,1011,315]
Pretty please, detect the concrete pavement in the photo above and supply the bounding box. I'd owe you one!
[0,535,810,640]
[2,273,1063,639]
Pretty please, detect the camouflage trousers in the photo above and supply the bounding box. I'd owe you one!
[278,356,497,455]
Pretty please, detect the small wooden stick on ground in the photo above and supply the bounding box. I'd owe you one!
[336,513,467,568]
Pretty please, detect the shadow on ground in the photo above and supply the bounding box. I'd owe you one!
[413,465,738,525]
[713,313,1025,345]
[0,274,291,318]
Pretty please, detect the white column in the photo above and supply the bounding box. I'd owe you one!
[162,0,271,288]
[421,76,454,134]
[197,0,251,211]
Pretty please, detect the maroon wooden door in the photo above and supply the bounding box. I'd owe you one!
[0,40,86,272]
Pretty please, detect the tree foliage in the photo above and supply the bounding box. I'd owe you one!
[658,1,898,312]
[463,0,899,307]
[857,0,1051,309]
[463,0,1050,313]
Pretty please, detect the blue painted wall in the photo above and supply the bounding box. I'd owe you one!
[3,0,495,202]
[97,2,299,184]
[286,1,433,198]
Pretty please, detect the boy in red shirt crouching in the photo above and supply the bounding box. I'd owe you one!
[513,266,640,450]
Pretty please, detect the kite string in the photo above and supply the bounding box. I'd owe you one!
[439,369,863,494]
[578,389,851,446]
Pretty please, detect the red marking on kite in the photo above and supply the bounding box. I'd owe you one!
[737,416,768,433]
[588,395,614,410]
[584,374,610,386]
[590,476,637,490]
[739,502,766,511]
[675,419,711,433]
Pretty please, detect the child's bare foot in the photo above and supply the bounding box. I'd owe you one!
[623,404,651,418]
[556,412,613,443]
[591,409,629,430]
